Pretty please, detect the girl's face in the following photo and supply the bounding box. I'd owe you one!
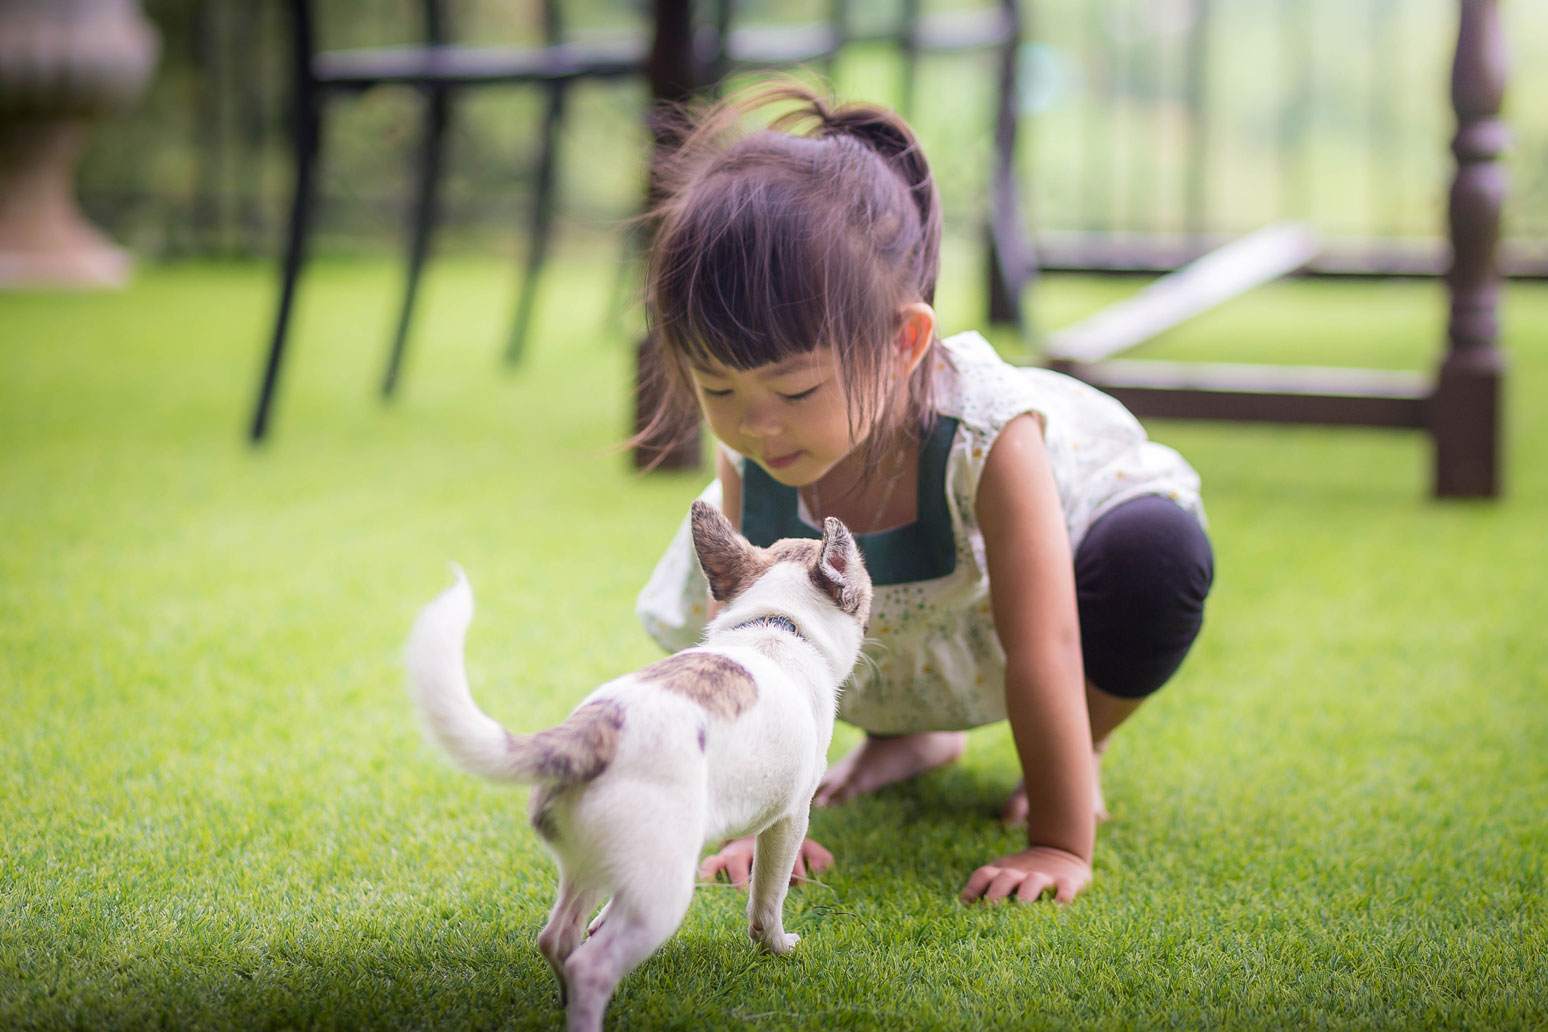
[687,348,865,487]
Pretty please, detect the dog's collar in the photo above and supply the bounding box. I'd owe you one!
[729,615,806,641]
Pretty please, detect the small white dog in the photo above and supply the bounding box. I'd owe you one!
[407,500,872,1032]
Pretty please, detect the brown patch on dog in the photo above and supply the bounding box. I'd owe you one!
[641,651,759,720]
[702,546,770,603]
[525,698,626,784]
[767,539,822,567]
[522,700,625,840]
[528,784,562,841]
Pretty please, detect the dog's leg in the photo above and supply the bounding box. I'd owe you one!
[562,876,694,1032]
[747,811,806,954]
[537,876,599,1007]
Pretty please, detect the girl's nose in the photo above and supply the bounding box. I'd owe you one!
[739,399,782,438]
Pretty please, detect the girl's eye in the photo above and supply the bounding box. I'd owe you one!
[779,385,821,402]
[700,386,734,399]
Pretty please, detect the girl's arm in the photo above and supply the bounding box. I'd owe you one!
[715,447,743,533]
[962,413,1095,904]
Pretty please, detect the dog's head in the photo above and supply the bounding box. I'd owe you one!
[689,499,872,633]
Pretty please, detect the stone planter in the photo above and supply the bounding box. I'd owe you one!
[0,0,158,287]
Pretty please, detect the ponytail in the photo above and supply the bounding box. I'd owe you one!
[765,87,943,304]
[816,108,940,295]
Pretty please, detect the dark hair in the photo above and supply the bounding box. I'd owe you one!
[637,81,943,479]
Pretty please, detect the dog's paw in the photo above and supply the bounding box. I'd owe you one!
[749,925,800,955]
[769,931,800,954]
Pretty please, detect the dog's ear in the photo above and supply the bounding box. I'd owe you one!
[690,500,764,603]
[815,517,870,616]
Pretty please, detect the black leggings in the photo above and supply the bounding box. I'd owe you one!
[1074,495,1214,699]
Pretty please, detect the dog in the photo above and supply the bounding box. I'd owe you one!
[407,500,872,1032]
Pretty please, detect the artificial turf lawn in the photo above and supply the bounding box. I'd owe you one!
[2,256,1545,1030]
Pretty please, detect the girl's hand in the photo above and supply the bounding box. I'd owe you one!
[698,835,835,888]
[960,845,1091,905]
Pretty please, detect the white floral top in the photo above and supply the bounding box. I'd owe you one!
[636,331,1206,733]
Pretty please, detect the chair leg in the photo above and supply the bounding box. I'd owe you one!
[898,0,920,114]
[382,84,450,399]
[986,221,1028,328]
[249,95,320,443]
[505,82,566,365]
[987,0,1030,329]
[601,218,643,341]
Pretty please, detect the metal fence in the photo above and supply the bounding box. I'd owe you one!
[78,0,1546,273]
[1014,0,1547,275]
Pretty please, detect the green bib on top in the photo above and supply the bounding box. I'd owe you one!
[740,417,960,586]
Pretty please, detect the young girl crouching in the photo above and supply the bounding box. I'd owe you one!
[635,83,1214,904]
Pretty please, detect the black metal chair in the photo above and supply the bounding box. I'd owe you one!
[249,0,647,442]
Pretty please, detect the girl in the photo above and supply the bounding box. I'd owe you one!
[634,83,1214,905]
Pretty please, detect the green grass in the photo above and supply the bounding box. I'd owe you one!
[2,255,1546,1030]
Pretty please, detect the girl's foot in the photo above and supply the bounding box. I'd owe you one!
[998,751,1111,827]
[814,732,966,807]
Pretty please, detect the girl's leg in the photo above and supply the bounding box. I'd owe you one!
[1085,681,1147,822]
[814,731,966,806]
[1087,681,1147,748]
[1003,495,1214,825]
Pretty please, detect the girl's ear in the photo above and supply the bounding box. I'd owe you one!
[895,302,936,377]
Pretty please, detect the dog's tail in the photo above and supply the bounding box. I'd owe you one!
[407,566,623,785]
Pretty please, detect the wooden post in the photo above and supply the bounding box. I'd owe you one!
[986,0,1026,328]
[1432,0,1507,498]
[1183,0,1212,244]
[632,0,703,470]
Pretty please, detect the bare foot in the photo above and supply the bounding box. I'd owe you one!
[814,732,966,807]
[998,751,1111,827]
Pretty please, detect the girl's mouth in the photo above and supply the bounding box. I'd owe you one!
[764,450,802,470]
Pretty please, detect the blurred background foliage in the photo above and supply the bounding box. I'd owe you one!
[79,0,1547,268]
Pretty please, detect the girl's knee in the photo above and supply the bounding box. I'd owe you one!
[1074,496,1214,699]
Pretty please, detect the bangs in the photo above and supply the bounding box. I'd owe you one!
[649,137,896,377]
[655,194,830,372]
